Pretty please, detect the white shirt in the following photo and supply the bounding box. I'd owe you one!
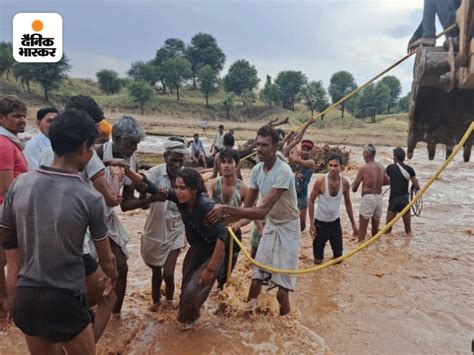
[24,132,50,171]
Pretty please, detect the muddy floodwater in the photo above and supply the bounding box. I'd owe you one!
[1,145,473,354]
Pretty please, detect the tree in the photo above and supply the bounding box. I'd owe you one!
[398,91,411,112]
[300,80,329,118]
[275,70,307,110]
[240,89,257,107]
[355,82,391,123]
[186,33,225,89]
[0,42,14,80]
[128,80,154,114]
[160,57,192,100]
[328,70,357,118]
[380,75,402,113]
[96,69,122,95]
[12,63,35,92]
[219,93,236,120]
[128,60,160,87]
[260,75,280,108]
[155,38,186,63]
[30,56,71,100]
[223,59,259,97]
[197,65,218,107]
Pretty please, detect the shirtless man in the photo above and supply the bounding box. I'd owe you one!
[352,144,389,242]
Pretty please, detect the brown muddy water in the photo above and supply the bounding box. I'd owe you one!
[1,145,473,354]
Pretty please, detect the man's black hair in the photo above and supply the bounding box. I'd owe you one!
[65,95,104,123]
[326,153,343,165]
[257,125,280,145]
[223,133,234,147]
[219,148,240,165]
[193,133,199,138]
[36,107,59,121]
[49,109,98,156]
[219,124,224,129]
[393,146,406,162]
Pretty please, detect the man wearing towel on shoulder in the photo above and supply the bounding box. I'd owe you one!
[206,125,300,316]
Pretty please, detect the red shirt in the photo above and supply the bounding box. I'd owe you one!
[0,135,28,204]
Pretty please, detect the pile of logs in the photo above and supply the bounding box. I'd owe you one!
[311,144,351,173]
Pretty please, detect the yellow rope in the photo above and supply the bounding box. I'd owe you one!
[226,230,234,283]
[240,24,458,162]
[228,122,473,274]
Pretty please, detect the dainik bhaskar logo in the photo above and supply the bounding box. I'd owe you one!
[13,13,63,63]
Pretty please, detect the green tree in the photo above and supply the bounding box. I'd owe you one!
[355,82,390,123]
[154,38,187,93]
[186,33,225,89]
[128,60,160,87]
[160,57,192,100]
[259,75,280,108]
[0,42,14,80]
[128,80,154,114]
[219,93,236,120]
[380,75,402,113]
[240,89,257,107]
[275,70,307,110]
[300,80,329,118]
[328,70,357,118]
[223,59,259,96]
[96,69,122,95]
[398,91,411,112]
[197,65,218,107]
[12,63,35,92]
[30,56,71,100]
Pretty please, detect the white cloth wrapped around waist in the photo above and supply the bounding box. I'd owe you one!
[252,218,301,291]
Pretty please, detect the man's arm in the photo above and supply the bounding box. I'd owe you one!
[411,176,421,190]
[92,172,122,207]
[210,155,220,179]
[308,177,321,238]
[289,155,315,170]
[205,178,216,198]
[352,168,363,193]
[94,239,118,286]
[383,168,390,186]
[343,178,358,235]
[0,170,14,199]
[207,187,285,223]
[283,118,315,156]
[5,248,21,311]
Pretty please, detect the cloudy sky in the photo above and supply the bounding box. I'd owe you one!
[1,0,431,94]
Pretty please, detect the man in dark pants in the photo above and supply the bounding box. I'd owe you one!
[408,0,461,51]
[308,154,358,264]
[385,147,420,236]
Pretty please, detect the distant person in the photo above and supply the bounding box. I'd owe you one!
[1,109,117,354]
[200,120,208,133]
[211,124,225,154]
[23,107,58,170]
[228,128,235,136]
[289,139,315,231]
[352,144,389,242]
[190,133,207,167]
[385,147,420,236]
[408,0,460,52]
[308,154,358,264]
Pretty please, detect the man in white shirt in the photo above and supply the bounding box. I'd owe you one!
[24,107,58,170]
[211,124,225,154]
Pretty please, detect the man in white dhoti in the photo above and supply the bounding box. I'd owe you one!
[206,125,301,316]
[139,140,187,308]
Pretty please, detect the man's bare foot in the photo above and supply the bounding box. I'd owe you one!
[405,231,412,238]
[148,302,160,312]
[244,298,257,313]
[314,258,323,265]
[178,321,195,331]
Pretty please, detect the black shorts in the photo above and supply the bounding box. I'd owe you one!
[82,253,98,276]
[388,195,409,213]
[13,286,94,343]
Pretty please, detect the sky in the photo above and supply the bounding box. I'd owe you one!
[0,0,430,94]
